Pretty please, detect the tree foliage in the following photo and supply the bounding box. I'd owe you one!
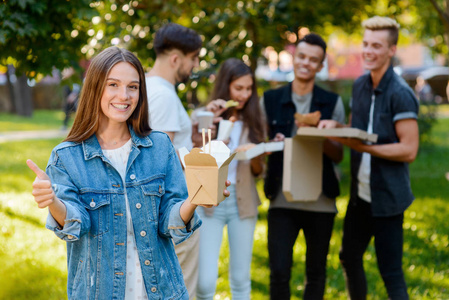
[0,0,96,77]
[87,0,373,71]
[1,0,447,80]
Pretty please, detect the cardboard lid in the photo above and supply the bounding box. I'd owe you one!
[296,127,378,143]
[184,148,217,167]
[202,140,231,167]
[219,152,236,169]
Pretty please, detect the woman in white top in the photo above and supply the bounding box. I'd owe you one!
[195,58,266,300]
[26,47,229,300]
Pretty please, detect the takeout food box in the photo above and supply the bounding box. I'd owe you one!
[234,141,284,160]
[283,127,378,202]
[179,141,236,205]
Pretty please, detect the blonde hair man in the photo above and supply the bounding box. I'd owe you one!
[319,16,419,299]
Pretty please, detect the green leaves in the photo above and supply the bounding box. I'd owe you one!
[0,0,95,78]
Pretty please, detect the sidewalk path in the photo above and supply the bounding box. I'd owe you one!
[0,129,69,143]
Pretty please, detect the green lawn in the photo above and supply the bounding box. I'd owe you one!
[0,110,71,132]
[0,116,448,299]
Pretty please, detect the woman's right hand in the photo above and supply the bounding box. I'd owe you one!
[27,159,56,209]
[206,99,228,117]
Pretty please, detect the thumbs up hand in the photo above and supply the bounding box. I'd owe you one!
[27,159,56,209]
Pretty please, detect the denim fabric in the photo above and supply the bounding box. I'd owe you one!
[350,65,419,216]
[45,127,200,300]
[196,185,257,300]
[268,208,335,300]
[339,196,408,300]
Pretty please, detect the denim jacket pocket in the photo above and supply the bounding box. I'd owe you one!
[80,193,111,237]
[140,178,165,221]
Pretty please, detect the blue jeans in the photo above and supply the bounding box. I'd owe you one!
[197,185,257,300]
[339,196,408,300]
[268,208,336,300]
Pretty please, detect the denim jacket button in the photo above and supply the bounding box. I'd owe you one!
[151,287,157,293]
[144,260,150,266]
[136,203,142,209]
[140,231,146,237]
[67,235,74,240]
[90,202,96,208]
[130,174,136,180]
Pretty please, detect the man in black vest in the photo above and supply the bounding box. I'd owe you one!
[319,16,419,299]
[262,33,345,299]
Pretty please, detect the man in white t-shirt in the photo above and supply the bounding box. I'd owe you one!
[146,23,202,299]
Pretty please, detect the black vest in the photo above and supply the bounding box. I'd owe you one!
[263,83,340,200]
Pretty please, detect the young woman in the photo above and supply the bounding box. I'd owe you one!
[195,58,266,299]
[27,47,227,300]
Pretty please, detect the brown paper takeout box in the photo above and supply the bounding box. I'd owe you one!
[234,141,284,161]
[283,127,378,202]
[181,141,236,205]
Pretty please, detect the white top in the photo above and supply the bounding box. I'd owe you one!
[357,94,375,203]
[226,120,243,184]
[102,139,148,300]
[146,76,193,150]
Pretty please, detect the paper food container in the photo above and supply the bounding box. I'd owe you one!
[282,127,377,202]
[216,120,234,141]
[296,127,378,143]
[235,141,284,160]
[179,141,236,205]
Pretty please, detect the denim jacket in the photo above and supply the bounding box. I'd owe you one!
[350,65,419,216]
[45,127,201,300]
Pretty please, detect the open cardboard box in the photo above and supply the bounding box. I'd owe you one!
[283,127,378,202]
[234,141,284,160]
[179,141,236,205]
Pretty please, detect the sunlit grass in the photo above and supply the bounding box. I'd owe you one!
[0,137,67,300]
[0,110,71,132]
[0,118,448,299]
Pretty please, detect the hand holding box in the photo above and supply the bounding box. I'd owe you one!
[180,140,236,205]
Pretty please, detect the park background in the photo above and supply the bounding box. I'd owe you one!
[1,0,449,299]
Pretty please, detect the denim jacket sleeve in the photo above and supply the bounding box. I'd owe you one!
[45,150,91,242]
[158,147,201,245]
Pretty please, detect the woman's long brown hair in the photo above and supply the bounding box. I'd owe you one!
[210,58,265,143]
[65,47,151,142]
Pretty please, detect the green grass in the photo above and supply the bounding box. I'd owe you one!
[0,138,68,300]
[0,110,71,132]
[0,117,448,299]
[219,118,449,300]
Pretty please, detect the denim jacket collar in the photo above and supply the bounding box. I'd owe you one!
[82,126,153,161]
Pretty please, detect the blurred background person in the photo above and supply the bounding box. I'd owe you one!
[414,76,434,103]
[194,58,266,300]
[60,67,81,130]
[262,33,345,299]
[145,23,202,299]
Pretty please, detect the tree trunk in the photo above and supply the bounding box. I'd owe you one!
[446,0,449,65]
[6,65,16,113]
[246,20,259,72]
[13,74,33,117]
[429,0,449,64]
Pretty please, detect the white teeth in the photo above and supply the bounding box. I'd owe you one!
[112,104,128,109]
